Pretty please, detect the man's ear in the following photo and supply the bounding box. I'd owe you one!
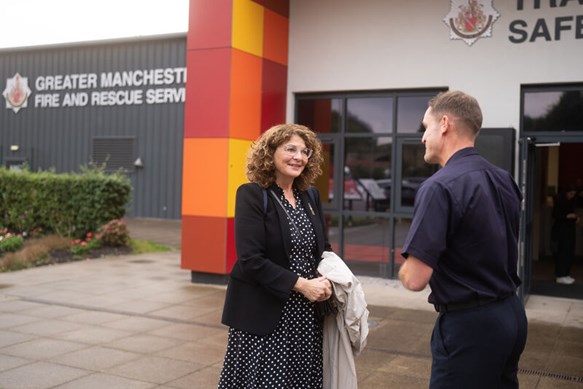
[440,114,451,134]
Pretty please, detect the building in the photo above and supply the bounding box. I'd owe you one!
[2,0,582,300]
[180,0,583,300]
[1,34,186,219]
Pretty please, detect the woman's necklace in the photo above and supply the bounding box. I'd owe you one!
[270,190,300,235]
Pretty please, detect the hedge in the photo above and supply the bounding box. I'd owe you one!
[0,167,131,238]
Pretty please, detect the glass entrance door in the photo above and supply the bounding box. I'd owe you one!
[393,137,437,276]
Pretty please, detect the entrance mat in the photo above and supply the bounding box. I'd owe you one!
[531,280,583,300]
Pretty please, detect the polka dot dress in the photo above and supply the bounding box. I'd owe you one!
[218,187,323,389]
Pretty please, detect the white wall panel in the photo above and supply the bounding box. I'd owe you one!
[288,0,583,130]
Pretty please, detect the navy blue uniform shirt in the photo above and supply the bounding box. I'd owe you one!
[402,147,522,305]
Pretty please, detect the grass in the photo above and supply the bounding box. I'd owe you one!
[0,235,174,272]
[129,239,173,254]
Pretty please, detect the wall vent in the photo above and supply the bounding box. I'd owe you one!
[92,137,135,172]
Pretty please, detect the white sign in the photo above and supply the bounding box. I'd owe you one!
[3,67,187,113]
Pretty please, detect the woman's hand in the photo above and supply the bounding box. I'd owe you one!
[293,276,332,302]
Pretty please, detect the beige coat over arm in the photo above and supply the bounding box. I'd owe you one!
[318,251,369,389]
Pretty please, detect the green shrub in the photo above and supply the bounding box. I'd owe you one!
[0,235,24,253]
[0,166,131,238]
[0,236,24,252]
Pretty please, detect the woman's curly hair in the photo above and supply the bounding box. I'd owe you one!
[247,124,323,192]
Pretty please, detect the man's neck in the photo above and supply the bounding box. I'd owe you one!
[441,141,475,166]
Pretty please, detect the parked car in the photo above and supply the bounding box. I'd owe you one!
[376,177,425,207]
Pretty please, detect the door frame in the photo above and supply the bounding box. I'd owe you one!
[518,134,583,302]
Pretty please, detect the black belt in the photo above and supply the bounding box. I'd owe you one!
[434,294,512,313]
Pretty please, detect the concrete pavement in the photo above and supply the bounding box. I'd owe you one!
[0,218,581,388]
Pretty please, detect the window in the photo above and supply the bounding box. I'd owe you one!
[296,98,342,133]
[397,95,429,134]
[345,137,391,211]
[296,89,441,278]
[346,97,393,134]
[523,86,583,133]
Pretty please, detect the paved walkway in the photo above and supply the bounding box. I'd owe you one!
[0,218,581,388]
[125,218,182,249]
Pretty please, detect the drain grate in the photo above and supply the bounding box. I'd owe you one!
[518,367,583,383]
[366,347,583,384]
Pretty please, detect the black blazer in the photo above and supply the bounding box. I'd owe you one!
[221,182,331,336]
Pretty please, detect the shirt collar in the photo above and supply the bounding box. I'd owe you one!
[446,147,478,166]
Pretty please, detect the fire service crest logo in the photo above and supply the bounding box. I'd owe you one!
[3,73,32,113]
[444,0,499,46]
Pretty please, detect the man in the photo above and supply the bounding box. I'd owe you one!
[399,91,528,388]
[552,184,580,285]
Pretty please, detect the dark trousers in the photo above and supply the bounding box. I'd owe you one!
[555,226,576,277]
[430,295,527,389]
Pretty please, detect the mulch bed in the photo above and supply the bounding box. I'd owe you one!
[48,246,133,264]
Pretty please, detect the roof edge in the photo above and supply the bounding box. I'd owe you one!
[0,32,187,53]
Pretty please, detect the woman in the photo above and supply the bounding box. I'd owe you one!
[218,124,333,388]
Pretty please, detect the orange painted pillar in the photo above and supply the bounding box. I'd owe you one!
[181,0,289,282]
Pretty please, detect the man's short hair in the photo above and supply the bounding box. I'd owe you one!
[428,91,483,136]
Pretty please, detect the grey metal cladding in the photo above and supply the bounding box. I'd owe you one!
[0,35,186,219]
